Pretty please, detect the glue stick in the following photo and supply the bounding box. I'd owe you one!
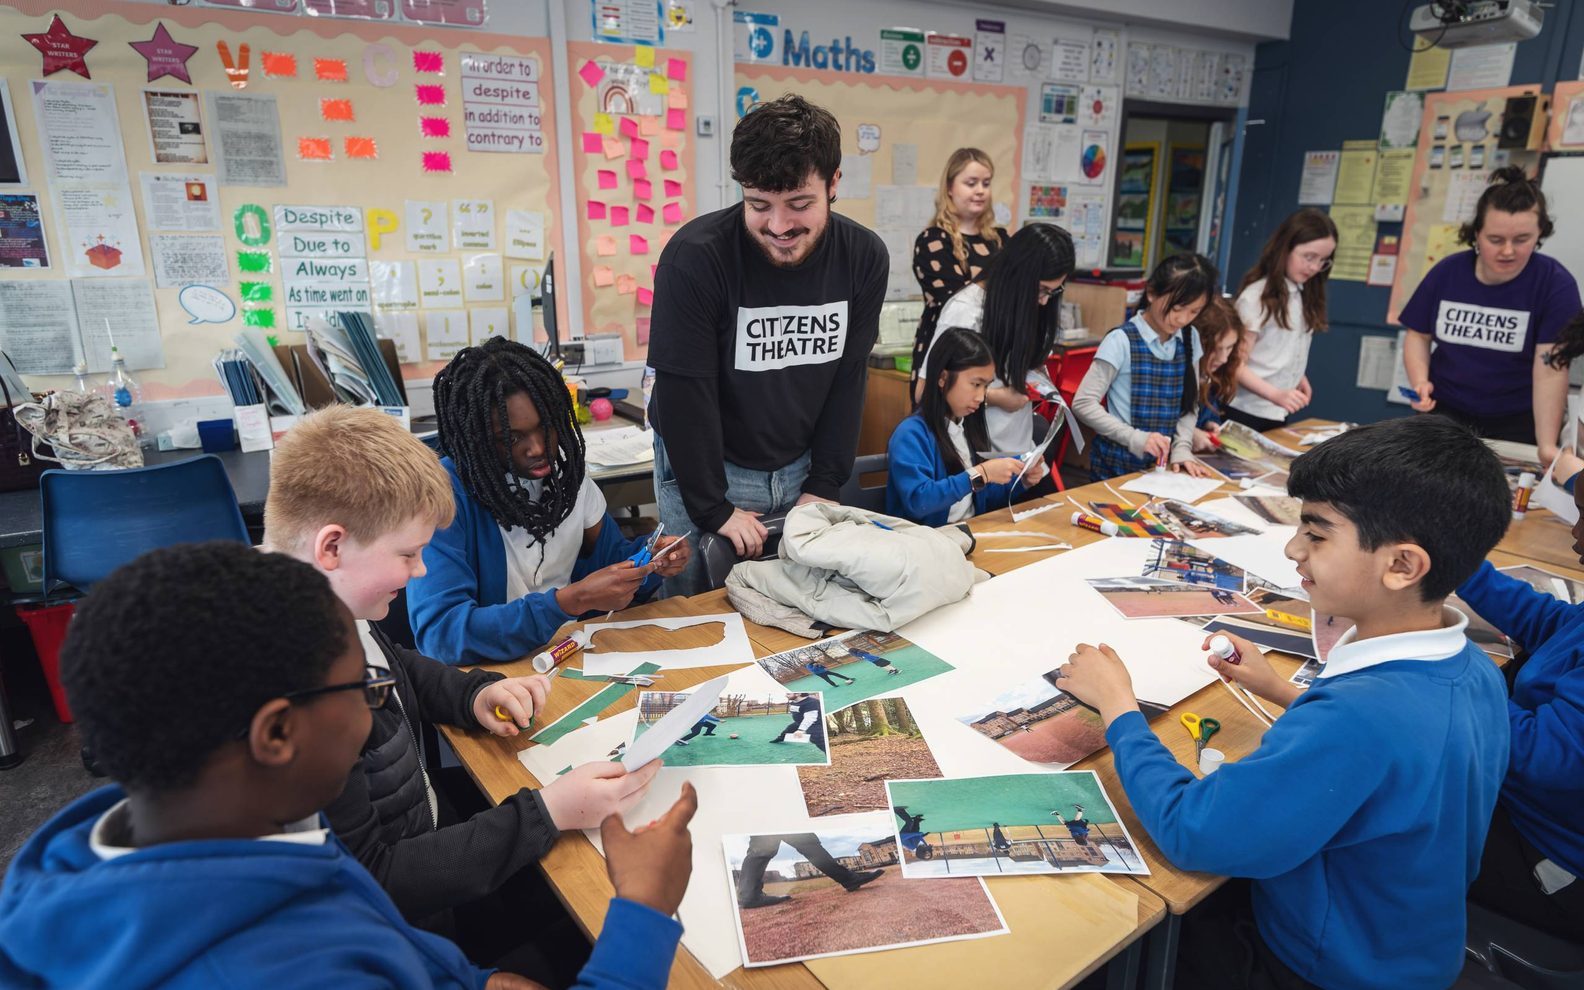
[1513,471,1537,520]
[1071,511,1121,537]
[532,629,590,674]
[1208,634,1242,666]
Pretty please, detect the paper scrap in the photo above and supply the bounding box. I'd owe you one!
[314,57,348,82]
[1119,471,1226,504]
[620,675,728,771]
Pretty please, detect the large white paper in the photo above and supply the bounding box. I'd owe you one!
[208,92,286,187]
[581,612,755,675]
[1120,471,1226,504]
[621,674,730,770]
[585,424,656,468]
[1187,530,1302,592]
[31,81,126,185]
[71,278,165,372]
[0,281,79,374]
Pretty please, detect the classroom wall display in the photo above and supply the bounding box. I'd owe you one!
[1110,142,1157,269]
[1386,84,1540,323]
[566,40,694,355]
[735,63,1025,302]
[0,0,563,399]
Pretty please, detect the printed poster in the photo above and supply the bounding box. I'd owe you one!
[972,19,1004,83]
[56,186,146,278]
[142,89,208,165]
[459,51,544,154]
[207,92,287,187]
[31,80,128,185]
[0,194,50,268]
[140,173,220,231]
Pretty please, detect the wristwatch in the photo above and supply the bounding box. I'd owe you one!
[970,466,986,492]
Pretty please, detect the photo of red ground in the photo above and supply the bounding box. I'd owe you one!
[1097,586,1260,619]
[736,872,1003,965]
[798,731,941,817]
[992,707,1107,765]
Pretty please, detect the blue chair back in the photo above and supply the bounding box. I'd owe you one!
[40,455,250,595]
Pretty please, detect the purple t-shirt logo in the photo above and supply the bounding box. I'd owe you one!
[1434,300,1529,353]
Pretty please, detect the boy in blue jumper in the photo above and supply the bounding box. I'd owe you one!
[1457,471,1584,939]
[1059,415,1513,989]
[0,542,697,990]
[408,339,691,665]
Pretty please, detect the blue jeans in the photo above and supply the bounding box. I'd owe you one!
[653,432,811,597]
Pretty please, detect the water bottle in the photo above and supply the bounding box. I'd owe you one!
[103,347,149,446]
[70,362,92,394]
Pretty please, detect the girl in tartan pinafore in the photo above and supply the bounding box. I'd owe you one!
[1088,325,1190,479]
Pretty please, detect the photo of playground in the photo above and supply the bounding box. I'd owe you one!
[1141,539,1246,591]
[955,669,1170,770]
[797,698,942,818]
[1235,494,1303,527]
[754,630,955,710]
[722,815,1008,966]
[633,689,830,768]
[1085,575,1261,620]
[885,772,1148,878]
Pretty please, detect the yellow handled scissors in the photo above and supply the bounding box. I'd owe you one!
[1179,712,1221,755]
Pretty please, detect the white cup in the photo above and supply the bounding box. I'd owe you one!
[1199,747,1225,776]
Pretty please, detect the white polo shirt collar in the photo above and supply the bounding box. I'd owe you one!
[1317,606,1470,680]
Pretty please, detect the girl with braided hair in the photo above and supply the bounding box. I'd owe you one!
[408,338,690,664]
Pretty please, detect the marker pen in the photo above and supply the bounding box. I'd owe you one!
[1071,511,1121,536]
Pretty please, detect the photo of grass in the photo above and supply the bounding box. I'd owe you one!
[797,699,942,818]
[633,689,830,768]
[1142,539,1246,591]
[1086,575,1261,619]
[755,630,954,710]
[722,815,1008,967]
[885,772,1147,878]
[954,669,1172,770]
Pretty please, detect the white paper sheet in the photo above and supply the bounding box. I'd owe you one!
[140,173,220,231]
[581,612,755,675]
[622,674,730,770]
[585,424,656,468]
[0,281,78,374]
[31,80,127,185]
[71,278,165,372]
[1187,530,1301,592]
[207,92,286,187]
[1120,471,1225,504]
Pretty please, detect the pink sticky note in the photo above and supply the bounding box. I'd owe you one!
[602,136,624,160]
[638,286,654,306]
[597,169,618,190]
[593,265,614,287]
[420,116,450,138]
[611,206,630,227]
[668,90,689,110]
[636,203,655,224]
[587,201,607,220]
[421,151,452,173]
[660,149,679,170]
[666,57,687,82]
[630,137,649,160]
[582,132,602,153]
[413,50,444,74]
[630,234,649,255]
[596,235,618,257]
[619,116,639,138]
[626,159,648,181]
[616,274,637,295]
[636,317,651,344]
[664,179,683,197]
[651,264,658,277]
[578,60,604,87]
[416,84,446,106]
[634,178,652,200]
[639,115,660,136]
[666,108,686,130]
[663,202,683,225]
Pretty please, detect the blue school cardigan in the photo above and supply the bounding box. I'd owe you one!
[407,457,659,665]
[885,414,1018,526]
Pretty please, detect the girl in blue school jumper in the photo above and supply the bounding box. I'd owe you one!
[1072,253,1220,481]
[407,338,691,664]
[886,328,1049,526]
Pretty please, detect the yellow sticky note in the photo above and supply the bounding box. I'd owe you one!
[593,112,615,136]
[668,90,688,110]
[634,46,655,69]
[593,265,615,287]
[649,73,669,95]
[596,235,618,257]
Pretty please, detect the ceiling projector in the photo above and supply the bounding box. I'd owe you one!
[1410,0,1543,48]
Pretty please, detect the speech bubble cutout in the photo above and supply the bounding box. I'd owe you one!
[856,123,881,153]
[367,208,399,251]
[180,284,237,325]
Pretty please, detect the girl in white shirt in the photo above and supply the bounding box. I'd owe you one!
[1227,209,1338,432]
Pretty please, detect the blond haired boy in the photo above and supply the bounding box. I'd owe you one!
[264,406,659,933]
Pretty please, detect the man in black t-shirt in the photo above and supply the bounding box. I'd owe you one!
[647,94,888,595]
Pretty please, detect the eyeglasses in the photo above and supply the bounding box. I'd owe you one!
[285,665,396,709]
[1038,283,1065,303]
[1297,252,1333,271]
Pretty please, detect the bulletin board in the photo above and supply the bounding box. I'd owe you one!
[1546,80,1584,151]
[0,0,565,398]
[1386,84,1540,323]
[566,40,696,357]
[734,64,1026,300]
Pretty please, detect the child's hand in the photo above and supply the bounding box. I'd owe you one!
[979,457,1025,485]
[1022,457,1050,486]
[650,536,692,578]
[601,782,698,916]
[485,973,549,990]
[474,676,552,737]
[1056,643,1139,725]
[1273,387,1309,415]
[1201,632,1299,707]
[541,758,662,830]
[558,561,649,615]
[1172,459,1216,478]
[1142,432,1171,463]
[1191,427,1217,452]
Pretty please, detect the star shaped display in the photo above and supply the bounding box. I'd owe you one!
[23,14,97,79]
[129,23,198,85]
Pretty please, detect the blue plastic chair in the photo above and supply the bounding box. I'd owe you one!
[40,455,250,596]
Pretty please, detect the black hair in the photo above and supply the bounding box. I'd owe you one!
[433,337,584,541]
[1287,416,1510,602]
[1141,253,1218,416]
[730,94,842,193]
[1545,310,1584,370]
[979,223,1076,385]
[919,328,995,474]
[1459,165,1554,247]
[60,542,350,793]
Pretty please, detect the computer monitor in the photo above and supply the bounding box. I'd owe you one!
[540,251,559,360]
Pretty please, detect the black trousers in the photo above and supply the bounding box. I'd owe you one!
[809,670,851,686]
[1469,802,1584,942]
[1222,405,1288,434]
[737,833,858,901]
[1174,880,1320,990]
[1432,404,1537,445]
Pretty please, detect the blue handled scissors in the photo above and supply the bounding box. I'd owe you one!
[627,523,664,566]
[1179,712,1221,756]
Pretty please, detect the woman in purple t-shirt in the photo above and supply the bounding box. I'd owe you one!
[1400,167,1581,464]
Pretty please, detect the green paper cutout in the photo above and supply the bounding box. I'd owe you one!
[238,281,273,302]
[237,250,272,273]
[265,335,280,347]
[233,204,272,246]
[243,308,276,328]
[528,662,661,747]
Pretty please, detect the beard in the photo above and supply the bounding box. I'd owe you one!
[749,214,830,269]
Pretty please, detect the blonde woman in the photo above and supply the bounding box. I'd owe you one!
[911,148,1008,384]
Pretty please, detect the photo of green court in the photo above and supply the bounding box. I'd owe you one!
[633,690,829,768]
[754,630,955,709]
